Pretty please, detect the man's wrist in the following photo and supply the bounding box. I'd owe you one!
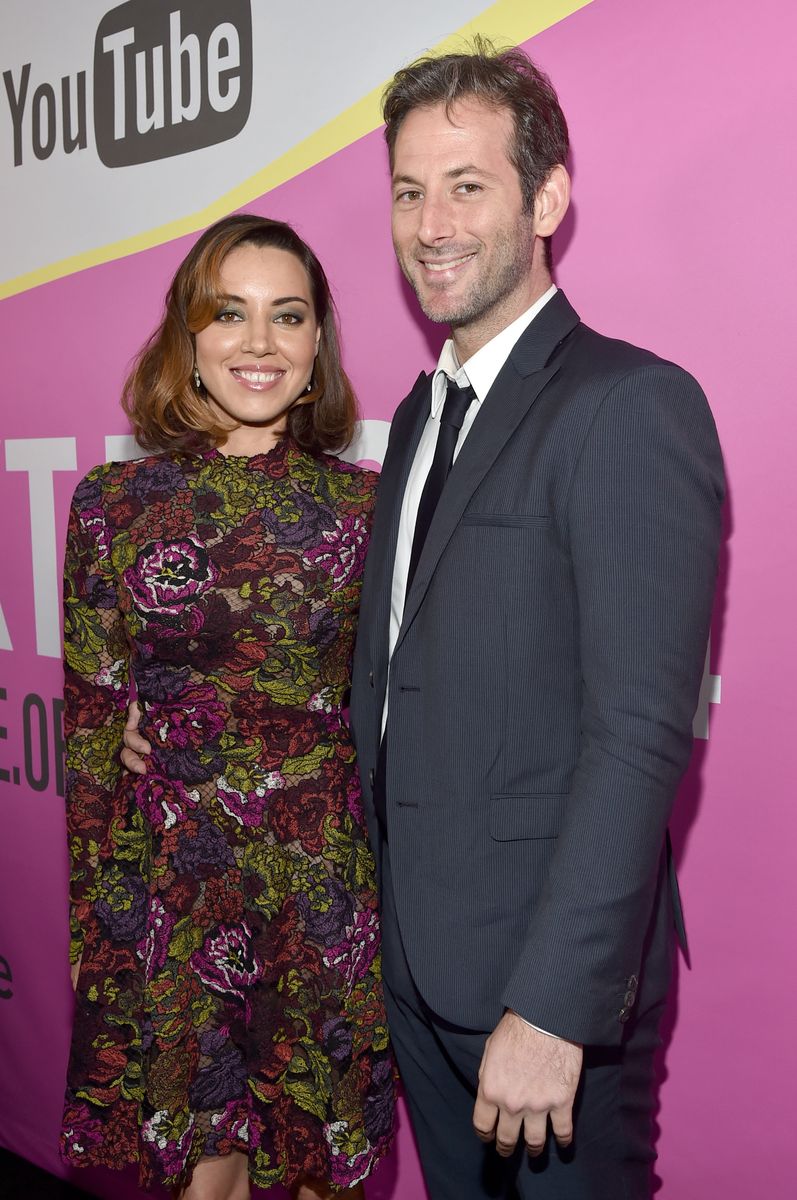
[507,1009,562,1040]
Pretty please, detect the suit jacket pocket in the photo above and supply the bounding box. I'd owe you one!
[489,793,568,840]
[462,513,552,528]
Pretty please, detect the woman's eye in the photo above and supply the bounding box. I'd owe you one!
[216,309,242,323]
[275,312,302,325]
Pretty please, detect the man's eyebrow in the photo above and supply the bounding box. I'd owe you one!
[446,164,500,182]
[391,165,499,187]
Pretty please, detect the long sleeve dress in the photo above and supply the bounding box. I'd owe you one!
[59,437,394,1193]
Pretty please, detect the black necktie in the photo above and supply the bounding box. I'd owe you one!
[406,377,475,590]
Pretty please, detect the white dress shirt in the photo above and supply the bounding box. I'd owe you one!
[386,285,558,676]
[383,284,561,1039]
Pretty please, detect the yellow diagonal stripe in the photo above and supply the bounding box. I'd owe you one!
[1,0,592,300]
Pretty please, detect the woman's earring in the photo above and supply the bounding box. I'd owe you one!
[299,373,317,404]
[193,365,202,390]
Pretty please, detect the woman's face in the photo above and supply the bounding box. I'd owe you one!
[194,242,320,454]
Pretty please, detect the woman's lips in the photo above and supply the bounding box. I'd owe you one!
[230,367,285,391]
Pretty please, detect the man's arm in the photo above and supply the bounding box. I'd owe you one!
[474,363,724,1147]
[501,363,724,1043]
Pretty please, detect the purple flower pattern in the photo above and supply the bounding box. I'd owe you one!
[303,512,370,590]
[190,922,263,1000]
[123,536,218,615]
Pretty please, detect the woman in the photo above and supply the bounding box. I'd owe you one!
[60,214,394,1200]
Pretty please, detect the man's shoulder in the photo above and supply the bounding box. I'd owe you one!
[547,323,711,427]
[510,291,703,399]
[569,322,694,384]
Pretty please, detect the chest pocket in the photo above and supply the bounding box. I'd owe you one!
[462,513,551,529]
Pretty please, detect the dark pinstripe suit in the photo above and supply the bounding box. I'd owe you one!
[349,291,724,1197]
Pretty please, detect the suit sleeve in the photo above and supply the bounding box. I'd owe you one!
[63,476,130,965]
[500,364,725,1045]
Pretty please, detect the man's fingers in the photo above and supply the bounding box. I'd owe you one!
[120,747,148,775]
[123,731,151,754]
[122,703,151,762]
[124,700,142,730]
[472,1094,498,1142]
[494,1109,522,1157]
[523,1113,548,1157]
[550,1105,574,1148]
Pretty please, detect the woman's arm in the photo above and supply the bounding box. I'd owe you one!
[63,469,130,980]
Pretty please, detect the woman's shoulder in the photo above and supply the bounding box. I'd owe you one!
[316,451,380,499]
[71,451,192,508]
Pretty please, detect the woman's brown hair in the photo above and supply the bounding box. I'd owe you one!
[122,214,357,455]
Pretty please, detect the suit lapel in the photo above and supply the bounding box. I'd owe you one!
[394,292,581,655]
[362,371,431,669]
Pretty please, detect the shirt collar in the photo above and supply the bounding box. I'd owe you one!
[431,285,558,418]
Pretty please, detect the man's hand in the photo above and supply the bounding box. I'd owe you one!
[121,700,150,775]
[473,1011,583,1157]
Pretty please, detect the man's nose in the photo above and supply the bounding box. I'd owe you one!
[417,192,456,244]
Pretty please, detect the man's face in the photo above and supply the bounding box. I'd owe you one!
[391,99,538,341]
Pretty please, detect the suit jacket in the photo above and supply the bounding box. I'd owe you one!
[349,291,724,1047]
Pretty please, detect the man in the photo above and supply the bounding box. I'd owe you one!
[124,42,723,1200]
[347,43,723,1200]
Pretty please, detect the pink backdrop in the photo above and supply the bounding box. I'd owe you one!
[1,2,795,1197]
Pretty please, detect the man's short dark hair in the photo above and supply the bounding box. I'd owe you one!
[383,36,569,216]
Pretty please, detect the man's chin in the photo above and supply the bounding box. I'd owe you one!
[416,290,473,326]
[403,267,481,326]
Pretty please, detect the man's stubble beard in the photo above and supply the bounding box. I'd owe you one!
[397,215,536,331]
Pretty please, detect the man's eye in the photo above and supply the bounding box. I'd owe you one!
[456,183,482,194]
[396,190,421,203]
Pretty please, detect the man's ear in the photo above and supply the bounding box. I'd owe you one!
[534,164,571,237]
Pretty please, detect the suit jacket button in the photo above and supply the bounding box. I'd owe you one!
[619,1007,632,1024]
[624,990,637,1007]
[368,768,375,788]
[626,975,638,991]
[369,670,374,688]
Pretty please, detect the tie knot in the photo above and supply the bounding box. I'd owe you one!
[441,378,475,432]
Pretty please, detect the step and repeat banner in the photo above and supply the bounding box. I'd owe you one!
[1,1,794,1197]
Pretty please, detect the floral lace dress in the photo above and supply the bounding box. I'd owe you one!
[59,439,394,1193]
